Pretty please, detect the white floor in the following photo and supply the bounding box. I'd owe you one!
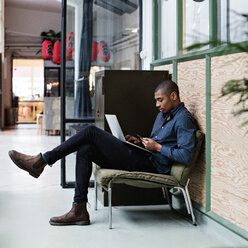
[0,125,247,248]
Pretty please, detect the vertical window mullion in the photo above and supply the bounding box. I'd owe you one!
[177,0,183,55]
[209,0,218,48]
[152,0,158,61]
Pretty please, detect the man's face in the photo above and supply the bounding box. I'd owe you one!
[154,89,175,114]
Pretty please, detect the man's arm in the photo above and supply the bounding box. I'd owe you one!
[142,117,196,165]
[142,138,161,152]
[160,118,196,165]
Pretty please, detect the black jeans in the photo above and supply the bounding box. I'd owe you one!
[43,125,158,203]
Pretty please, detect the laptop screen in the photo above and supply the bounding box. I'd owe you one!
[105,114,126,142]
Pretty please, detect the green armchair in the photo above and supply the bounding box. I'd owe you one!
[93,130,204,229]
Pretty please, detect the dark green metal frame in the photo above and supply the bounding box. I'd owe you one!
[152,0,158,61]
[177,0,183,55]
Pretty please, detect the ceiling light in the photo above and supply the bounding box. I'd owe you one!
[125,27,138,33]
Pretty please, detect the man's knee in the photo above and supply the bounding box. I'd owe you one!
[77,144,95,158]
[80,124,110,145]
[83,125,106,139]
[83,124,98,134]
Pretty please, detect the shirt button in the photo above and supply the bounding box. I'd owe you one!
[162,127,164,128]
[155,136,157,138]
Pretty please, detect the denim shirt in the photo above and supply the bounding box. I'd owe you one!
[149,102,197,174]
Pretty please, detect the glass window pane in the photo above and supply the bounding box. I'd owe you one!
[159,0,177,58]
[220,0,248,42]
[65,0,140,120]
[63,1,140,182]
[184,0,209,49]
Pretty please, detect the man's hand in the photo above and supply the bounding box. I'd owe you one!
[125,135,141,145]
[142,138,162,152]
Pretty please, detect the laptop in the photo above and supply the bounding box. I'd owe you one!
[105,114,151,153]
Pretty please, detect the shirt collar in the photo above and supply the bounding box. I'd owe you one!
[170,102,184,117]
[162,102,184,119]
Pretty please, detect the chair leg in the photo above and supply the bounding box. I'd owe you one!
[108,187,112,229]
[185,180,197,226]
[94,180,98,211]
[175,179,197,226]
[178,187,191,215]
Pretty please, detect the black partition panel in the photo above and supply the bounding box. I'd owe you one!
[95,70,169,136]
[94,70,170,206]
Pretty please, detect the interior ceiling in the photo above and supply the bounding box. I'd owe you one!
[5,0,139,14]
[94,0,138,15]
[5,0,139,47]
[5,0,61,48]
[5,0,61,13]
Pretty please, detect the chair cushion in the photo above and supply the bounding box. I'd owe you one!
[93,166,180,190]
[93,130,204,189]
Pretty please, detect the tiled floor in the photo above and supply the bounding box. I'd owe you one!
[0,124,247,248]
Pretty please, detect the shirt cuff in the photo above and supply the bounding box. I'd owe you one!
[160,145,171,159]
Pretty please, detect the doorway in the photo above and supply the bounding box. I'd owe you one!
[12,59,44,124]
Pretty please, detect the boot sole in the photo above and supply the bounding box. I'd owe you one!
[49,220,90,226]
[8,151,39,178]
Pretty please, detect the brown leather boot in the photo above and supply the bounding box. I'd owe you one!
[8,150,47,178]
[49,203,90,226]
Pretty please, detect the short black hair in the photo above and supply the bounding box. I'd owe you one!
[155,80,180,98]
